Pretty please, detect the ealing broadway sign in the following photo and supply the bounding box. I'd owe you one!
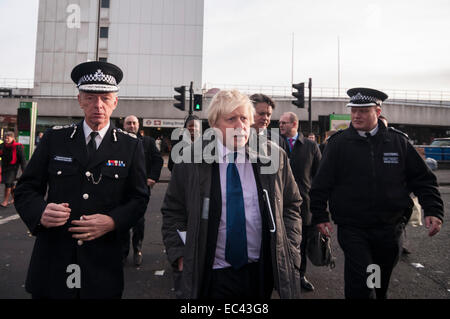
[143,118,185,128]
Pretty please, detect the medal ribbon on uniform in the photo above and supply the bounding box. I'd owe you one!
[106,160,125,167]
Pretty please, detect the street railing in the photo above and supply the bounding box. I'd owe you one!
[202,83,450,103]
[2,79,450,104]
[0,78,34,88]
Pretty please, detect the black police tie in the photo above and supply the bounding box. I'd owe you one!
[87,131,99,160]
[365,132,371,139]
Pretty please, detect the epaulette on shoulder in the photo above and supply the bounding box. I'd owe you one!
[52,124,75,130]
[388,127,410,140]
[52,124,78,139]
[115,128,137,139]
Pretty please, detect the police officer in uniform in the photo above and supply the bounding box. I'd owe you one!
[310,88,444,299]
[14,61,149,299]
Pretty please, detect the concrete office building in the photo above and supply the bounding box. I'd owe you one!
[1,0,449,144]
[0,0,204,139]
[33,0,203,97]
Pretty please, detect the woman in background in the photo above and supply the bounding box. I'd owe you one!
[0,131,26,207]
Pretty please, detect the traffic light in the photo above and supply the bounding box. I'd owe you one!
[194,94,202,111]
[174,86,186,111]
[292,82,305,108]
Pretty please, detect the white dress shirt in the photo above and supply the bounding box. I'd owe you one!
[357,124,379,138]
[213,140,262,269]
[83,120,110,149]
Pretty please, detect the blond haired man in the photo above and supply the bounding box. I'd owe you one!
[162,89,303,299]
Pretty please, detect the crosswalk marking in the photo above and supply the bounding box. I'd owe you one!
[0,214,20,225]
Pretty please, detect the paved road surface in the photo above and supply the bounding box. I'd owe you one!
[1,182,449,299]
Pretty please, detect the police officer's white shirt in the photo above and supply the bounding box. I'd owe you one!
[83,120,110,149]
[357,124,379,138]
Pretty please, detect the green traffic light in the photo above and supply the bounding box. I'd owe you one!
[193,94,202,111]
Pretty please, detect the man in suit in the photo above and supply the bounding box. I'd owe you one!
[14,61,149,299]
[121,115,163,266]
[280,111,322,291]
[161,90,303,299]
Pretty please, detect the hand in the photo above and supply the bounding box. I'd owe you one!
[425,216,442,237]
[40,203,71,228]
[69,214,115,241]
[147,178,156,188]
[317,222,333,237]
[177,257,184,272]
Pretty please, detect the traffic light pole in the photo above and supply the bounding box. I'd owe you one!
[308,78,312,133]
[189,81,194,116]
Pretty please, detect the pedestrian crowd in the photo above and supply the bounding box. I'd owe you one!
[5,61,443,299]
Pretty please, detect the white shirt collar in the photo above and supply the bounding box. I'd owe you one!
[357,124,379,137]
[83,120,110,141]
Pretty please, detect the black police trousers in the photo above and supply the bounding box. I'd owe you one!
[337,222,404,299]
[121,216,145,258]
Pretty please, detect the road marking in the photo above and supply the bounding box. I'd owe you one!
[0,214,20,225]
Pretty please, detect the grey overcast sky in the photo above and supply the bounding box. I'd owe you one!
[1,0,450,92]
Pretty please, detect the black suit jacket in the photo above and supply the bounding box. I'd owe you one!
[284,133,322,225]
[140,135,163,182]
[14,121,149,298]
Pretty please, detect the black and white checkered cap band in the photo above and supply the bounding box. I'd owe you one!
[77,69,117,87]
[347,93,382,107]
[78,83,119,92]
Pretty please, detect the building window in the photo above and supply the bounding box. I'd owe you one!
[101,0,110,8]
[100,27,109,38]
[99,57,108,62]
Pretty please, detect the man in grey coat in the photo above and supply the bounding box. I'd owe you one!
[161,89,303,299]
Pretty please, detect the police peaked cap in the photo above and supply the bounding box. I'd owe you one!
[346,87,388,107]
[71,61,123,93]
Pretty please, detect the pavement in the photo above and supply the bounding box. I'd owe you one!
[435,169,450,186]
[0,165,449,299]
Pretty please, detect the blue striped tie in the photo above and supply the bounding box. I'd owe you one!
[225,152,248,269]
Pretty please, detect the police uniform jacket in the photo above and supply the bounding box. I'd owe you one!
[310,120,444,227]
[14,121,149,298]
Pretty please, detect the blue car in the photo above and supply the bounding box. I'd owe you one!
[425,138,450,161]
